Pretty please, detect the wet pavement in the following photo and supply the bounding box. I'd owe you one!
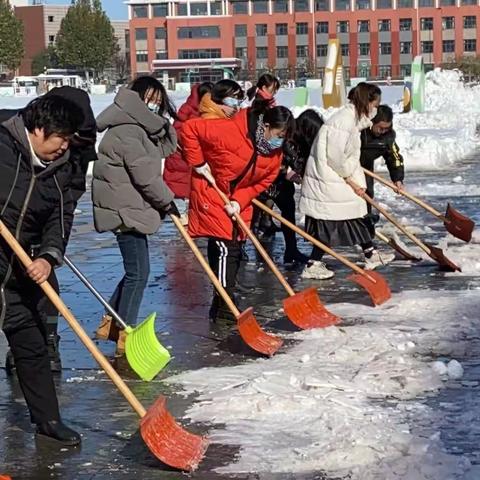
[0,154,479,479]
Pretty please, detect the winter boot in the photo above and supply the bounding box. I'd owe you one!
[364,250,395,270]
[47,333,62,373]
[115,330,127,357]
[301,261,335,280]
[209,294,236,324]
[95,313,120,342]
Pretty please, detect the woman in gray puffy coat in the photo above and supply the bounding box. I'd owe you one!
[92,76,179,355]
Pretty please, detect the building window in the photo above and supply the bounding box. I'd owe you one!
[335,0,350,10]
[235,24,247,36]
[341,44,350,56]
[421,41,434,53]
[399,18,412,31]
[236,47,247,58]
[277,46,289,58]
[211,1,223,14]
[358,43,370,55]
[397,0,413,7]
[233,0,248,14]
[177,3,188,15]
[315,0,329,10]
[296,45,308,57]
[400,64,412,76]
[356,0,371,9]
[317,21,329,34]
[274,0,289,12]
[155,28,166,39]
[378,19,391,32]
[48,35,55,44]
[48,15,54,22]
[358,20,369,32]
[276,23,288,35]
[153,4,168,16]
[442,40,455,53]
[464,16,477,29]
[136,50,148,62]
[317,44,328,56]
[133,6,148,18]
[418,0,434,6]
[442,17,455,29]
[256,24,268,36]
[178,26,220,39]
[155,50,167,59]
[376,0,392,7]
[379,42,392,54]
[379,65,391,77]
[400,41,412,54]
[135,28,147,41]
[295,0,310,11]
[178,48,221,59]
[440,0,455,5]
[464,39,477,52]
[420,18,434,30]
[296,22,308,35]
[253,1,269,13]
[190,2,208,15]
[337,20,349,33]
[256,47,268,59]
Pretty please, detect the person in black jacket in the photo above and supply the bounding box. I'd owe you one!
[0,95,84,446]
[0,86,97,373]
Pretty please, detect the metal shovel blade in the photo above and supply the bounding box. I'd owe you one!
[237,307,283,356]
[377,233,421,262]
[347,271,391,306]
[283,287,340,329]
[444,203,475,243]
[125,313,171,382]
[140,396,209,472]
[424,242,462,272]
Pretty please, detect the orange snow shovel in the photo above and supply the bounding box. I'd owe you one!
[253,200,391,306]
[360,192,461,272]
[0,220,208,472]
[363,168,475,243]
[375,231,422,262]
[212,184,340,329]
[170,214,283,356]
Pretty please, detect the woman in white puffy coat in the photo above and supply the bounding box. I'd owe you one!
[299,82,394,279]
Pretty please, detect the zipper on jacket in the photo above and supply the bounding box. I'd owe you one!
[53,174,65,239]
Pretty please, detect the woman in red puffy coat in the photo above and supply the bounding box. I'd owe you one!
[163,82,213,200]
[181,105,294,322]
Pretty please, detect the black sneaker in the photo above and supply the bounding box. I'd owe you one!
[36,420,81,446]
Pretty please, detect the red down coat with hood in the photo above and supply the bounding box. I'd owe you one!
[163,85,201,198]
[181,108,282,240]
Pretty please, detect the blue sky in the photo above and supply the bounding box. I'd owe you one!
[46,0,128,20]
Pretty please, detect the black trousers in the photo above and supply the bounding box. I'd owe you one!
[3,279,60,424]
[273,181,298,255]
[207,238,242,315]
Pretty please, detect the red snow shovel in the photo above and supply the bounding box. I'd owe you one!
[171,214,283,356]
[375,231,422,262]
[212,185,340,330]
[363,169,475,243]
[0,220,208,472]
[361,193,461,272]
[253,200,391,306]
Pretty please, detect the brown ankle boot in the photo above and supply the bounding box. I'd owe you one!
[95,314,120,342]
[115,330,127,357]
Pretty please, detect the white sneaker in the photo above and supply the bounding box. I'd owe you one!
[301,261,335,280]
[364,250,395,270]
[179,213,189,227]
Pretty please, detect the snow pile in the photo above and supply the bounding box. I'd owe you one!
[167,290,479,479]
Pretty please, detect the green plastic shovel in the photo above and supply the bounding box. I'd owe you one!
[63,256,171,381]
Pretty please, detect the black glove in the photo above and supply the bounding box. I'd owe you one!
[160,201,180,219]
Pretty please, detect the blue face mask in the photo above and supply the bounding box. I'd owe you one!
[267,136,284,149]
[147,102,160,114]
[223,97,240,108]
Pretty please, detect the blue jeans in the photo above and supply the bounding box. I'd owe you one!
[109,232,150,327]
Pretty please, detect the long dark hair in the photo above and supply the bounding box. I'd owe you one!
[198,81,214,100]
[294,109,323,161]
[348,82,381,119]
[130,76,177,119]
[263,106,295,142]
[247,73,280,101]
[210,79,244,104]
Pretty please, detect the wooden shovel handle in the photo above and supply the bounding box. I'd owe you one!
[362,168,444,220]
[361,193,432,256]
[0,220,147,418]
[211,183,296,297]
[170,215,240,317]
[252,199,375,281]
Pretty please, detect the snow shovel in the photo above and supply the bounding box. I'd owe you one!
[253,200,391,306]
[361,193,461,272]
[63,256,171,382]
[0,220,208,472]
[363,168,475,243]
[208,185,339,329]
[375,231,422,262]
[170,214,283,356]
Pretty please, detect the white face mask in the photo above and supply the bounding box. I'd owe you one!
[368,107,378,120]
[147,102,160,114]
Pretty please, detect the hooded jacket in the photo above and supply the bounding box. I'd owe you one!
[300,103,370,221]
[0,115,75,327]
[92,87,176,235]
[163,85,200,199]
[180,108,282,240]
